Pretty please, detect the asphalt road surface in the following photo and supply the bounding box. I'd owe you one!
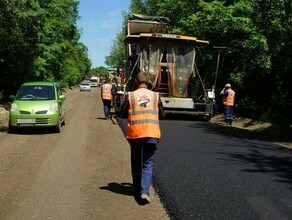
[117,115,292,220]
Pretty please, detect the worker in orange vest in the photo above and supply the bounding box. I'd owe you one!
[101,78,116,119]
[220,83,235,125]
[118,71,165,204]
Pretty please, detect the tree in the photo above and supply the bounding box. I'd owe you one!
[89,66,108,78]
[104,0,292,124]
[0,0,91,95]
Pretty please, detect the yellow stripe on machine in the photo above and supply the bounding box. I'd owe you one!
[126,33,209,44]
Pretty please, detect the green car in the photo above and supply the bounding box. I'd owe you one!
[9,82,66,133]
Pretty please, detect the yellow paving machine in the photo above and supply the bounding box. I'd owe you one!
[116,13,215,118]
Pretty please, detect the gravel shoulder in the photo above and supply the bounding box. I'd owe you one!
[0,87,169,220]
[210,114,292,149]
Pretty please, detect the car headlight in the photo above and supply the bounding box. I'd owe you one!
[10,103,19,112]
[48,103,58,113]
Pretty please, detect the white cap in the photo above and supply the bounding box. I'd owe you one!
[225,83,231,88]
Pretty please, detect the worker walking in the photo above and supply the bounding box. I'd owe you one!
[101,78,115,120]
[118,71,165,204]
[220,83,235,125]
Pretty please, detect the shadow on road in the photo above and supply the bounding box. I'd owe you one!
[99,182,152,205]
[4,127,59,135]
[191,122,292,190]
[219,148,292,189]
[95,113,117,125]
[197,121,292,147]
[164,113,209,121]
[99,182,133,196]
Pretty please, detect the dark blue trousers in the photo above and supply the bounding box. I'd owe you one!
[224,105,233,120]
[130,142,156,196]
[102,99,111,117]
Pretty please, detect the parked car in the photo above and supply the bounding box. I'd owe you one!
[80,82,91,92]
[9,82,66,133]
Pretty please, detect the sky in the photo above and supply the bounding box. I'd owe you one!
[77,0,131,68]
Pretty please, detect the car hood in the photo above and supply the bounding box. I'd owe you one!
[13,100,57,111]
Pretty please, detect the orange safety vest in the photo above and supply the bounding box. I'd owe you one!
[223,89,235,106]
[127,88,161,139]
[101,83,113,100]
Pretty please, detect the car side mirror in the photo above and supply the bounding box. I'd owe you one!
[59,94,66,102]
[9,95,16,101]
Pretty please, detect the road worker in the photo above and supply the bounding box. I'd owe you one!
[101,78,116,119]
[118,71,165,204]
[220,83,235,125]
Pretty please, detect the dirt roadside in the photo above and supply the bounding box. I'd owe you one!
[0,87,169,220]
[210,114,292,149]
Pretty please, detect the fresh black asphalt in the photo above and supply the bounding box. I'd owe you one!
[117,116,292,220]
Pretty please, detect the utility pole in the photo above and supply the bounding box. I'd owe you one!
[213,46,227,92]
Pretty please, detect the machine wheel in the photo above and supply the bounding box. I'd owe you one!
[202,114,212,122]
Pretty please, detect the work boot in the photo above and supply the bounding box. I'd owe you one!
[229,119,233,126]
[141,194,151,204]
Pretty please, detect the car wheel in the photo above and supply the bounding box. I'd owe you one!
[61,117,66,126]
[8,124,16,133]
[55,120,61,133]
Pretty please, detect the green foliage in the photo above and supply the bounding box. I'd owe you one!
[105,0,292,125]
[89,66,108,78]
[0,0,91,97]
[188,76,205,103]
[9,0,286,124]
[130,0,147,14]
[154,0,291,125]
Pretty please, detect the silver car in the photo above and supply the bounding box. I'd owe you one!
[80,83,91,92]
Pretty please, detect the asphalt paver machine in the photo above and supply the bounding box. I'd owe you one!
[116,13,214,118]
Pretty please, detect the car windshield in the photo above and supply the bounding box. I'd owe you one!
[17,85,55,100]
[81,83,90,86]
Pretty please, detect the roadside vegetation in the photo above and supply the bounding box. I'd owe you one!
[89,66,108,80]
[0,0,291,126]
[0,0,91,97]
[106,0,292,126]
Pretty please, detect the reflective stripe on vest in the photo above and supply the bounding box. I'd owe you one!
[127,88,161,139]
[223,89,235,106]
[102,83,112,100]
